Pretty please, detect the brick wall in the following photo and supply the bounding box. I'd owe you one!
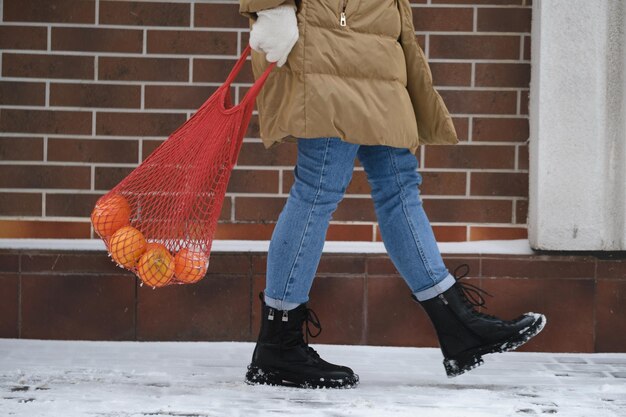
[0,0,532,242]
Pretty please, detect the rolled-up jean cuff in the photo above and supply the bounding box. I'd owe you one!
[264,294,301,311]
[412,273,457,301]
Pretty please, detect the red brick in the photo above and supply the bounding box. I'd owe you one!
[424,145,515,169]
[520,90,529,114]
[0,192,42,216]
[0,81,45,106]
[147,30,237,55]
[0,165,91,189]
[4,0,95,23]
[413,7,474,32]
[94,167,133,190]
[471,172,528,197]
[518,144,528,169]
[430,62,472,87]
[99,1,190,26]
[423,198,512,223]
[2,53,94,79]
[214,223,275,240]
[0,137,44,161]
[452,117,469,141]
[52,27,143,53]
[473,117,528,142]
[45,193,102,217]
[420,171,467,195]
[50,83,141,108]
[21,274,135,340]
[477,8,531,33]
[194,59,254,83]
[433,225,467,242]
[226,169,278,193]
[141,140,164,160]
[475,63,530,87]
[515,199,528,224]
[48,138,138,163]
[430,35,520,59]
[0,274,19,338]
[234,196,285,221]
[334,198,377,222]
[326,224,373,241]
[439,90,518,114]
[469,226,527,241]
[523,35,531,60]
[0,109,92,135]
[99,57,188,82]
[96,112,187,136]
[0,220,91,238]
[0,26,47,49]
[195,3,248,28]
[144,85,221,109]
[237,142,297,166]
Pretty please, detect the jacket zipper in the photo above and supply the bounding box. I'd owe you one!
[340,0,347,27]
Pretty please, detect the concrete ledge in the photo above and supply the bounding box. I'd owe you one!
[0,238,536,255]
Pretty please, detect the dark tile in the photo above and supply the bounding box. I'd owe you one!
[21,274,135,340]
[307,276,365,345]
[480,278,595,352]
[21,252,132,275]
[597,259,626,280]
[366,275,439,347]
[481,256,595,279]
[595,280,626,352]
[317,255,366,275]
[137,274,250,341]
[367,256,399,275]
[206,253,250,275]
[0,253,20,272]
[0,274,19,338]
[251,274,365,345]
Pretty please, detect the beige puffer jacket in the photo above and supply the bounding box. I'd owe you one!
[239,0,458,155]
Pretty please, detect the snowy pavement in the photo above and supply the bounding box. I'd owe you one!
[0,340,624,417]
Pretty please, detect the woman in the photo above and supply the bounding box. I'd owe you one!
[238,0,546,388]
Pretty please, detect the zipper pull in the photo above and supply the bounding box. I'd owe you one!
[268,308,274,320]
[282,310,289,322]
[438,294,449,305]
[340,12,346,27]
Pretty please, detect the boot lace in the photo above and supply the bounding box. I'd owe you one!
[282,307,323,360]
[452,264,499,320]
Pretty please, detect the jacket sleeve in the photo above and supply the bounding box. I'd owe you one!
[239,0,296,20]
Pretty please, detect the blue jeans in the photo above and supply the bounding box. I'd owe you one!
[265,137,456,310]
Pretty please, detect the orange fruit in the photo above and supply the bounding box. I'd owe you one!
[109,226,146,269]
[137,243,175,288]
[174,248,209,284]
[91,194,131,238]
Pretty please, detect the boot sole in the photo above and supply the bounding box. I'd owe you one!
[443,312,547,378]
[245,364,360,389]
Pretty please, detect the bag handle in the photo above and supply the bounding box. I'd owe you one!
[222,44,276,110]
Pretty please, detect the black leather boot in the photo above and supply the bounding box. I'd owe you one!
[412,265,547,377]
[245,292,359,389]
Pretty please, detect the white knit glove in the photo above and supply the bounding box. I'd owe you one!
[249,4,299,67]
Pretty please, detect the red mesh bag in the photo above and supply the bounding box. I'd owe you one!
[91,45,275,287]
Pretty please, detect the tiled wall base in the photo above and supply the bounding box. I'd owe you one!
[0,249,624,352]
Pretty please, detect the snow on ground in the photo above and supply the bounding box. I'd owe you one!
[0,339,624,417]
